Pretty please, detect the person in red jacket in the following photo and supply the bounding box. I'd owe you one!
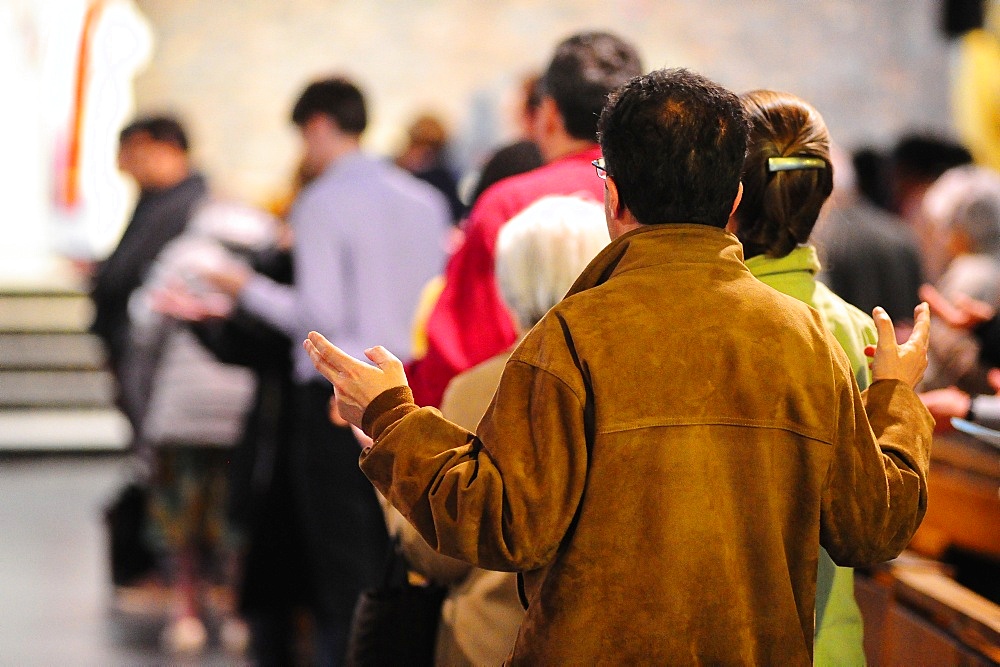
[406,31,643,407]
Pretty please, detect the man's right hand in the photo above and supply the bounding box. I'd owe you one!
[865,302,930,389]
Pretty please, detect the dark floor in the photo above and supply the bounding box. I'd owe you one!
[0,454,247,666]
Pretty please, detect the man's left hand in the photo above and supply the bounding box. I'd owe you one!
[304,331,408,429]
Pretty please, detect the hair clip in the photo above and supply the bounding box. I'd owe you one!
[767,156,826,173]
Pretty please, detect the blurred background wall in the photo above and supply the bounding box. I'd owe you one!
[131,0,955,208]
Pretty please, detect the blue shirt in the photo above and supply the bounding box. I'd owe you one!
[241,151,450,382]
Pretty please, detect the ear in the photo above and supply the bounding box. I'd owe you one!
[730,181,743,217]
[606,174,623,220]
[537,97,562,137]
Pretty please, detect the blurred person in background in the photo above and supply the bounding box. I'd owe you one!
[728,89,876,666]
[885,134,973,236]
[463,73,545,213]
[918,165,1000,394]
[152,158,318,663]
[385,195,609,666]
[203,75,451,665]
[812,144,924,333]
[85,116,207,434]
[408,74,546,367]
[395,112,464,224]
[129,199,277,654]
[405,31,643,409]
[919,283,1000,431]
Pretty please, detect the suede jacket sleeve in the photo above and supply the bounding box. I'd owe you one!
[820,338,935,567]
[359,356,589,573]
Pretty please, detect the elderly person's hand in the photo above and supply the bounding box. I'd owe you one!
[864,302,931,389]
[303,331,408,429]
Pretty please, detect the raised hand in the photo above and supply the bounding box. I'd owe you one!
[865,303,931,389]
[303,331,408,429]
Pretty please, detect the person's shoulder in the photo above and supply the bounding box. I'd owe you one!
[473,162,547,210]
[733,274,838,348]
[373,158,451,212]
[824,200,918,251]
[814,281,878,334]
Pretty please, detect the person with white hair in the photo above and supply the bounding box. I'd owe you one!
[385,195,609,666]
[919,165,1000,393]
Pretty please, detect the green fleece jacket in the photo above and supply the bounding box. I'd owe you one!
[360,224,933,665]
[747,245,878,666]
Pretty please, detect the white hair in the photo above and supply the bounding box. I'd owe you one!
[495,195,610,329]
[923,165,1000,255]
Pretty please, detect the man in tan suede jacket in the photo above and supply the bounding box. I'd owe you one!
[304,68,935,665]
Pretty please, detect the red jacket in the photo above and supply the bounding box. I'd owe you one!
[406,146,605,407]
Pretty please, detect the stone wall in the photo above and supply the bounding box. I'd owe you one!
[133,0,956,207]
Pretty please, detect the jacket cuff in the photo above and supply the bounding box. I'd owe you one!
[864,378,936,439]
[362,385,416,439]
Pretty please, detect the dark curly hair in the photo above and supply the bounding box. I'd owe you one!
[734,90,834,258]
[598,68,749,228]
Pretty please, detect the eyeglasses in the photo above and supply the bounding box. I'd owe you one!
[592,158,608,180]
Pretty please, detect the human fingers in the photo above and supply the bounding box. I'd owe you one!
[872,307,898,356]
[364,346,406,384]
[306,331,365,375]
[365,345,400,369]
[303,338,342,386]
[903,302,931,351]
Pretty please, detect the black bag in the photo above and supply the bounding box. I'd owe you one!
[346,538,448,667]
[103,482,157,586]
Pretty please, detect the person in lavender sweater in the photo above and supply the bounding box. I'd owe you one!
[205,77,451,664]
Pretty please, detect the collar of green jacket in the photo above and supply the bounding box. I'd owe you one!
[744,244,821,279]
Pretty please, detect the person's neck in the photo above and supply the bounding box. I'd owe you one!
[539,135,595,163]
[143,165,192,192]
[608,209,644,240]
[319,137,361,172]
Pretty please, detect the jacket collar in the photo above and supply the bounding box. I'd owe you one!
[566,223,745,297]
[744,245,822,279]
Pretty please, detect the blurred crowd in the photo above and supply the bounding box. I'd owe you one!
[70,16,1000,667]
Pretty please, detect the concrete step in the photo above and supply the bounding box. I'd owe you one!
[0,407,130,451]
[0,369,116,407]
[0,333,107,370]
[0,294,94,333]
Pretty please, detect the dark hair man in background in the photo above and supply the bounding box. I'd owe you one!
[205,75,451,664]
[88,115,208,431]
[304,68,934,664]
[405,31,643,408]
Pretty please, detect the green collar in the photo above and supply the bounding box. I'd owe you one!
[744,245,822,278]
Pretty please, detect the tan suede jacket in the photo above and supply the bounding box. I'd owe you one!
[360,224,934,665]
